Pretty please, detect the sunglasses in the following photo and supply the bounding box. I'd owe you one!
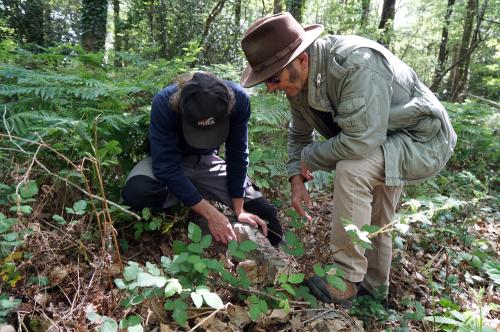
[265,69,284,84]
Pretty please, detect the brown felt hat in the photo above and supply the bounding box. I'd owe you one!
[240,12,324,88]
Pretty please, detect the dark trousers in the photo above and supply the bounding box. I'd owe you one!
[122,156,283,246]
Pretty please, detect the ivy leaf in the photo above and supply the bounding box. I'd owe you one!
[239,240,258,252]
[188,243,203,254]
[141,208,151,221]
[194,262,206,273]
[228,240,238,251]
[188,222,202,243]
[127,315,142,326]
[0,215,15,233]
[191,292,203,308]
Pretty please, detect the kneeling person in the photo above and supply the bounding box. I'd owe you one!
[122,72,283,245]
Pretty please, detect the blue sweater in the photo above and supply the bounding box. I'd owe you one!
[149,81,250,207]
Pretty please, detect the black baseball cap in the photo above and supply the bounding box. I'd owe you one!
[181,73,230,149]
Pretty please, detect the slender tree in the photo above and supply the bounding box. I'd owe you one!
[287,0,306,23]
[361,0,370,27]
[81,0,108,52]
[430,0,456,92]
[235,0,242,26]
[377,0,395,47]
[449,0,487,101]
[113,0,122,65]
[274,0,283,14]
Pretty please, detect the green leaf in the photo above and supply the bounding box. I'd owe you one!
[258,299,268,312]
[239,240,258,252]
[313,264,325,277]
[114,279,126,289]
[423,316,462,326]
[326,275,346,292]
[172,307,187,327]
[199,234,212,248]
[249,149,263,163]
[0,216,15,233]
[146,262,161,276]
[127,325,143,332]
[123,264,139,281]
[287,273,305,284]
[141,208,151,220]
[191,292,203,308]
[484,261,500,285]
[127,315,142,326]
[202,292,224,309]
[72,200,87,215]
[136,272,166,288]
[188,243,203,254]
[19,180,38,199]
[172,241,188,254]
[281,283,295,296]
[100,318,118,332]
[164,279,183,297]
[278,273,288,284]
[361,225,379,234]
[249,303,262,321]
[86,311,101,322]
[228,240,238,251]
[12,205,32,214]
[28,276,50,286]
[188,222,202,243]
[52,214,66,225]
[194,262,206,273]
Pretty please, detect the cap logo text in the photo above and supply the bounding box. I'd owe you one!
[197,117,215,127]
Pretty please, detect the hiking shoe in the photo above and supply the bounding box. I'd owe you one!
[304,275,358,305]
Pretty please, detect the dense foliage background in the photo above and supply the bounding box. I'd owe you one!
[0,0,498,331]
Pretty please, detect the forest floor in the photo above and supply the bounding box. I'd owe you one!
[7,178,499,332]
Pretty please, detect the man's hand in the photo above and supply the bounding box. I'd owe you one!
[192,199,237,244]
[300,160,314,181]
[237,211,268,237]
[290,175,312,222]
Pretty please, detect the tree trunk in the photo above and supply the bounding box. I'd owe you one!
[287,0,306,23]
[273,0,283,14]
[430,0,455,92]
[81,0,108,52]
[377,0,395,48]
[113,0,122,66]
[235,0,242,26]
[361,0,370,27]
[450,0,477,101]
[156,0,168,58]
[202,0,226,40]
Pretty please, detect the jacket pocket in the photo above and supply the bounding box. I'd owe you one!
[336,96,368,132]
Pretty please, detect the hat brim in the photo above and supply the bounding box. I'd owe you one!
[182,116,229,149]
[240,24,324,88]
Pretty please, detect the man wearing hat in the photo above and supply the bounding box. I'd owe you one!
[240,12,456,303]
[122,72,283,246]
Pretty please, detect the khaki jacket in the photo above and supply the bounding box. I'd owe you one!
[287,35,457,186]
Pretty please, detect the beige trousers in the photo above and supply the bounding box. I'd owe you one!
[330,148,403,294]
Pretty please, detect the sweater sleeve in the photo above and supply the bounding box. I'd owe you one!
[224,83,250,198]
[149,88,203,206]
